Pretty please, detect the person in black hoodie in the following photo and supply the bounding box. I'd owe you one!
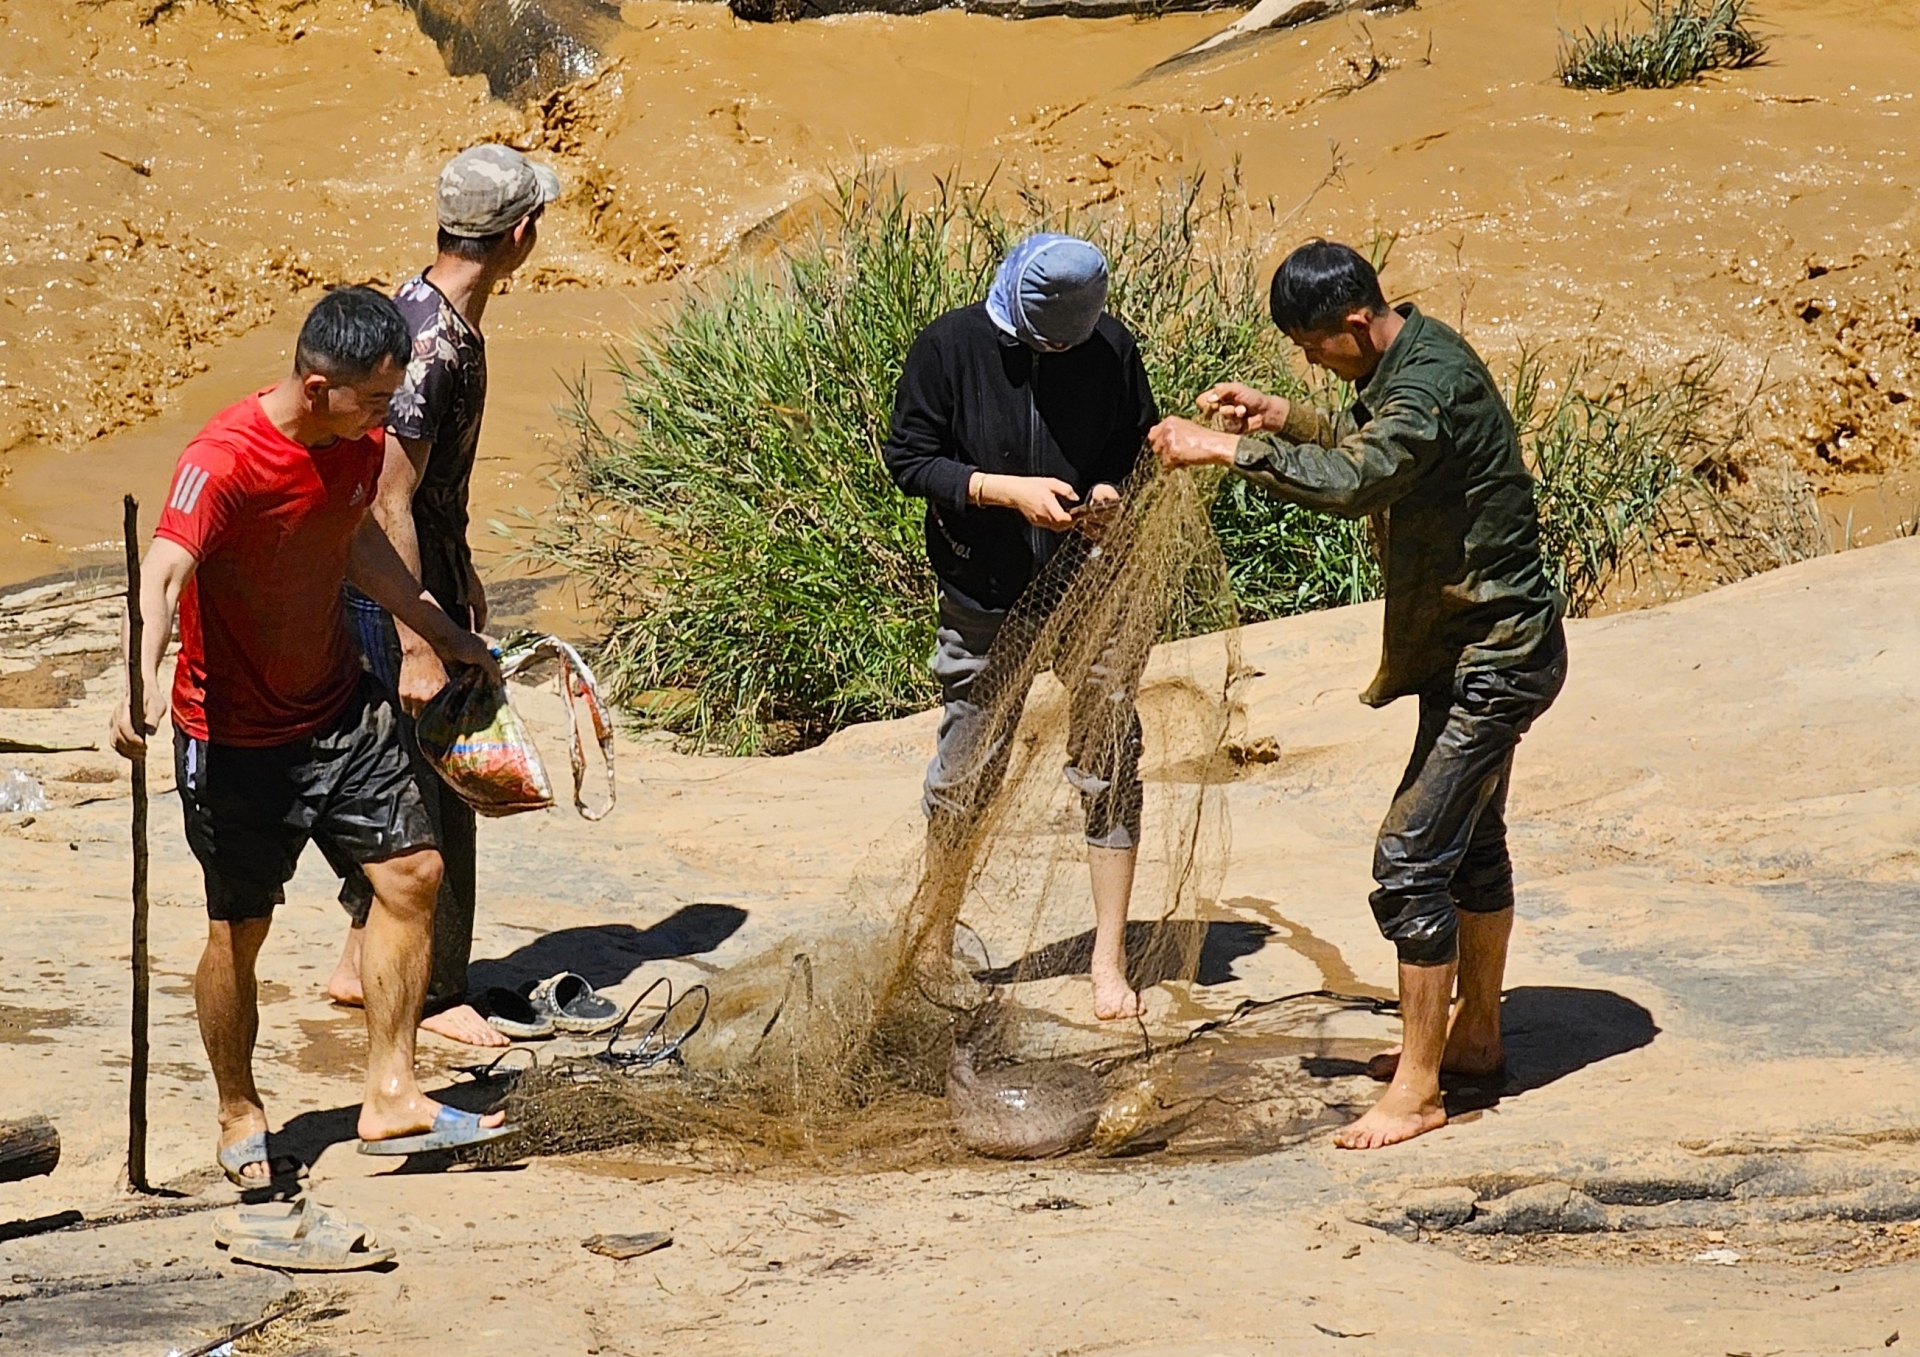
[883,234,1158,1021]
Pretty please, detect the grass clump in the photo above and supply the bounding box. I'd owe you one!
[1557,0,1765,91]
[1511,351,1822,613]
[538,175,1366,752]
[1510,351,1718,613]
[539,176,1806,751]
[544,184,966,753]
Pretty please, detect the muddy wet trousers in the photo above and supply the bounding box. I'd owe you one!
[922,592,1143,850]
[336,592,478,1015]
[1370,627,1567,966]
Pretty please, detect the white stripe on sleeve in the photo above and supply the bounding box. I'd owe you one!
[170,464,211,515]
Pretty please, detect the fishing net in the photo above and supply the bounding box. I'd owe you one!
[486,458,1389,1168]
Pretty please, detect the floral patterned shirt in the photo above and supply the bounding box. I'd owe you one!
[389,271,487,620]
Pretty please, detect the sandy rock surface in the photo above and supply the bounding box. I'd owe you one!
[4,541,1920,1354]
[4,0,1920,1349]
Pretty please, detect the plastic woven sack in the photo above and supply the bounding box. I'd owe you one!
[414,636,616,820]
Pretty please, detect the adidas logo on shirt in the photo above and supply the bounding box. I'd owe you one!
[169,463,211,514]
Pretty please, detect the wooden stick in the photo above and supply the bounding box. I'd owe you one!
[0,1116,61,1184]
[123,494,151,1194]
[175,1301,297,1357]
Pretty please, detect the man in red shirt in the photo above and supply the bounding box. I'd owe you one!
[112,288,513,1184]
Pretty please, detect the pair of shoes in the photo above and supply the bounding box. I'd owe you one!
[484,971,621,1039]
[218,1196,394,1272]
[216,1131,303,1189]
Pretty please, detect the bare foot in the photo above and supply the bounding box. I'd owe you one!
[1442,1021,1505,1079]
[1364,1046,1402,1080]
[420,1003,511,1048]
[1091,964,1144,1021]
[1365,1029,1506,1083]
[356,1094,506,1144]
[326,960,364,1008]
[1333,1085,1448,1150]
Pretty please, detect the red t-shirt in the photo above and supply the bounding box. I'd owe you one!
[155,393,383,747]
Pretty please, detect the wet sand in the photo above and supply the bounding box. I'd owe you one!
[0,284,667,627]
[0,0,636,585]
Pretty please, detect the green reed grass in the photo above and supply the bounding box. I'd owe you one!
[539,177,1357,751]
[536,177,1782,751]
[1510,351,1724,613]
[1558,0,1764,91]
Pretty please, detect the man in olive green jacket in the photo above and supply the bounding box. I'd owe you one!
[1149,239,1566,1150]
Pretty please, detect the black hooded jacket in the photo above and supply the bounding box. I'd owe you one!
[882,302,1157,612]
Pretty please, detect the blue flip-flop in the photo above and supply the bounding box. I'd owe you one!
[218,1131,303,1187]
[356,1106,518,1157]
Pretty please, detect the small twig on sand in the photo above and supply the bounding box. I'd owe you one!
[99,150,153,177]
[174,1302,296,1357]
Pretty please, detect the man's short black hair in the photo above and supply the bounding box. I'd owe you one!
[1268,239,1389,333]
[435,204,540,263]
[294,286,410,381]
[437,226,510,262]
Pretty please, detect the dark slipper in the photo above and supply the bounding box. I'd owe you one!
[529,971,621,1034]
[483,986,555,1040]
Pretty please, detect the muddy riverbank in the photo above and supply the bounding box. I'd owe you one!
[4,0,1919,590]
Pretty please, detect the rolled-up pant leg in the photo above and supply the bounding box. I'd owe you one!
[921,596,1020,831]
[1063,630,1144,851]
[921,594,1144,849]
[337,592,479,1014]
[1451,761,1517,916]
[1369,634,1568,965]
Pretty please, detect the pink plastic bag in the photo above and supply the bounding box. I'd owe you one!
[414,637,615,820]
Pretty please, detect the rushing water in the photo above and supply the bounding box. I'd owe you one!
[4,0,1919,591]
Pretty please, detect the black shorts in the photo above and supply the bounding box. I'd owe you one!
[174,674,439,922]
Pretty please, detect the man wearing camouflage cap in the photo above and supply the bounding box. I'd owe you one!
[327,144,560,1046]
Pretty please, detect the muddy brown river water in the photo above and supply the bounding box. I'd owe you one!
[3,0,1919,594]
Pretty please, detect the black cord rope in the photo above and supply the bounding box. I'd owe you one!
[588,977,711,1073]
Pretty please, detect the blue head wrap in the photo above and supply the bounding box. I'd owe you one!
[985,233,1110,352]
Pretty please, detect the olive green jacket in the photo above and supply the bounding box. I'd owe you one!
[1233,305,1564,706]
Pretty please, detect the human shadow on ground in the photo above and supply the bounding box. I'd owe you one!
[974,920,1274,989]
[1300,985,1659,1110]
[467,902,748,994]
[274,905,747,1170]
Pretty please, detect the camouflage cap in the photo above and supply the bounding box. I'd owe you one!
[436,144,562,238]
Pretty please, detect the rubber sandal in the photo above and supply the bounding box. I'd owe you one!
[217,1131,303,1188]
[228,1218,395,1272]
[483,985,555,1040]
[529,971,621,1034]
[356,1105,518,1157]
[214,1196,351,1248]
